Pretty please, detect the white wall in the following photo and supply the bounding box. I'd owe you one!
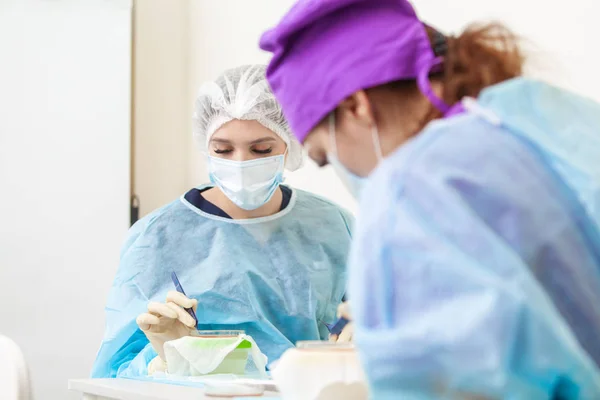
[412,0,600,102]
[0,1,131,399]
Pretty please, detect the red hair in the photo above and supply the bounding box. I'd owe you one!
[380,23,524,131]
[431,23,524,105]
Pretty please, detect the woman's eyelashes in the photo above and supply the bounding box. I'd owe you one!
[213,147,273,155]
[252,147,273,154]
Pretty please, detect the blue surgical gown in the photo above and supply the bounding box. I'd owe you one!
[91,185,353,378]
[350,78,600,399]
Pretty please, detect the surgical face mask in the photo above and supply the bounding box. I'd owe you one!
[208,152,286,211]
[327,113,383,200]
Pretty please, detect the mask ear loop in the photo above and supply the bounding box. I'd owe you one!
[329,112,338,156]
[278,144,289,181]
[371,124,384,162]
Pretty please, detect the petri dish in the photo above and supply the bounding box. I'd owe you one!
[191,330,245,338]
[296,341,355,351]
[185,330,250,375]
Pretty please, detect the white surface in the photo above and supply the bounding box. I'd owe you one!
[0,336,31,400]
[0,1,132,399]
[411,0,600,102]
[68,379,280,400]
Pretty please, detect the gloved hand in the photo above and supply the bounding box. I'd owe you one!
[147,355,167,375]
[136,291,198,361]
[329,301,354,343]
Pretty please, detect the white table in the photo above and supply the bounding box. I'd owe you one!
[68,379,280,400]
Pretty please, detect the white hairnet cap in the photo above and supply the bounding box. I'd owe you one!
[193,64,304,171]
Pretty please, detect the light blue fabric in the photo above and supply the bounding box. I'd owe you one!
[92,185,352,378]
[478,78,600,228]
[349,78,600,399]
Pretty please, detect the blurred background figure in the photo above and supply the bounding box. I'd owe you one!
[260,0,600,398]
[2,0,600,398]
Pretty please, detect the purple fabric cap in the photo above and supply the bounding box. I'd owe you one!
[260,0,437,143]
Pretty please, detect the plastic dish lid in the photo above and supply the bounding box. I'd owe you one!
[192,330,245,337]
[296,341,355,350]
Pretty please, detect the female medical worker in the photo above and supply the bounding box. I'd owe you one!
[260,0,600,398]
[91,65,353,378]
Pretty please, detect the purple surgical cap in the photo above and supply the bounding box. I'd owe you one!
[260,0,438,143]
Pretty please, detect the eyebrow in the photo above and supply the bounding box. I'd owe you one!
[210,137,277,145]
[249,137,277,145]
[210,138,232,144]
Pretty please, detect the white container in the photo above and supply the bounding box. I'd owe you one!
[272,341,368,400]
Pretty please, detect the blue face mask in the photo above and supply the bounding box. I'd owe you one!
[327,113,383,200]
[208,153,286,211]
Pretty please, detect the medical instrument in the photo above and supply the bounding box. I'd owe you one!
[170,271,198,327]
[323,317,349,337]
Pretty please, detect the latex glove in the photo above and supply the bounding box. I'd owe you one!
[329,301,354,343]
[136,291,198,361]
[148,356,167,375]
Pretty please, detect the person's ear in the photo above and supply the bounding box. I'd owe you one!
[337,90,375,128]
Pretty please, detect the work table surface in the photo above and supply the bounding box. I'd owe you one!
[69,378,280,400]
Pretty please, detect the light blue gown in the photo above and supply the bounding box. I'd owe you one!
[350,78,600,399]
[91,186,353,378]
